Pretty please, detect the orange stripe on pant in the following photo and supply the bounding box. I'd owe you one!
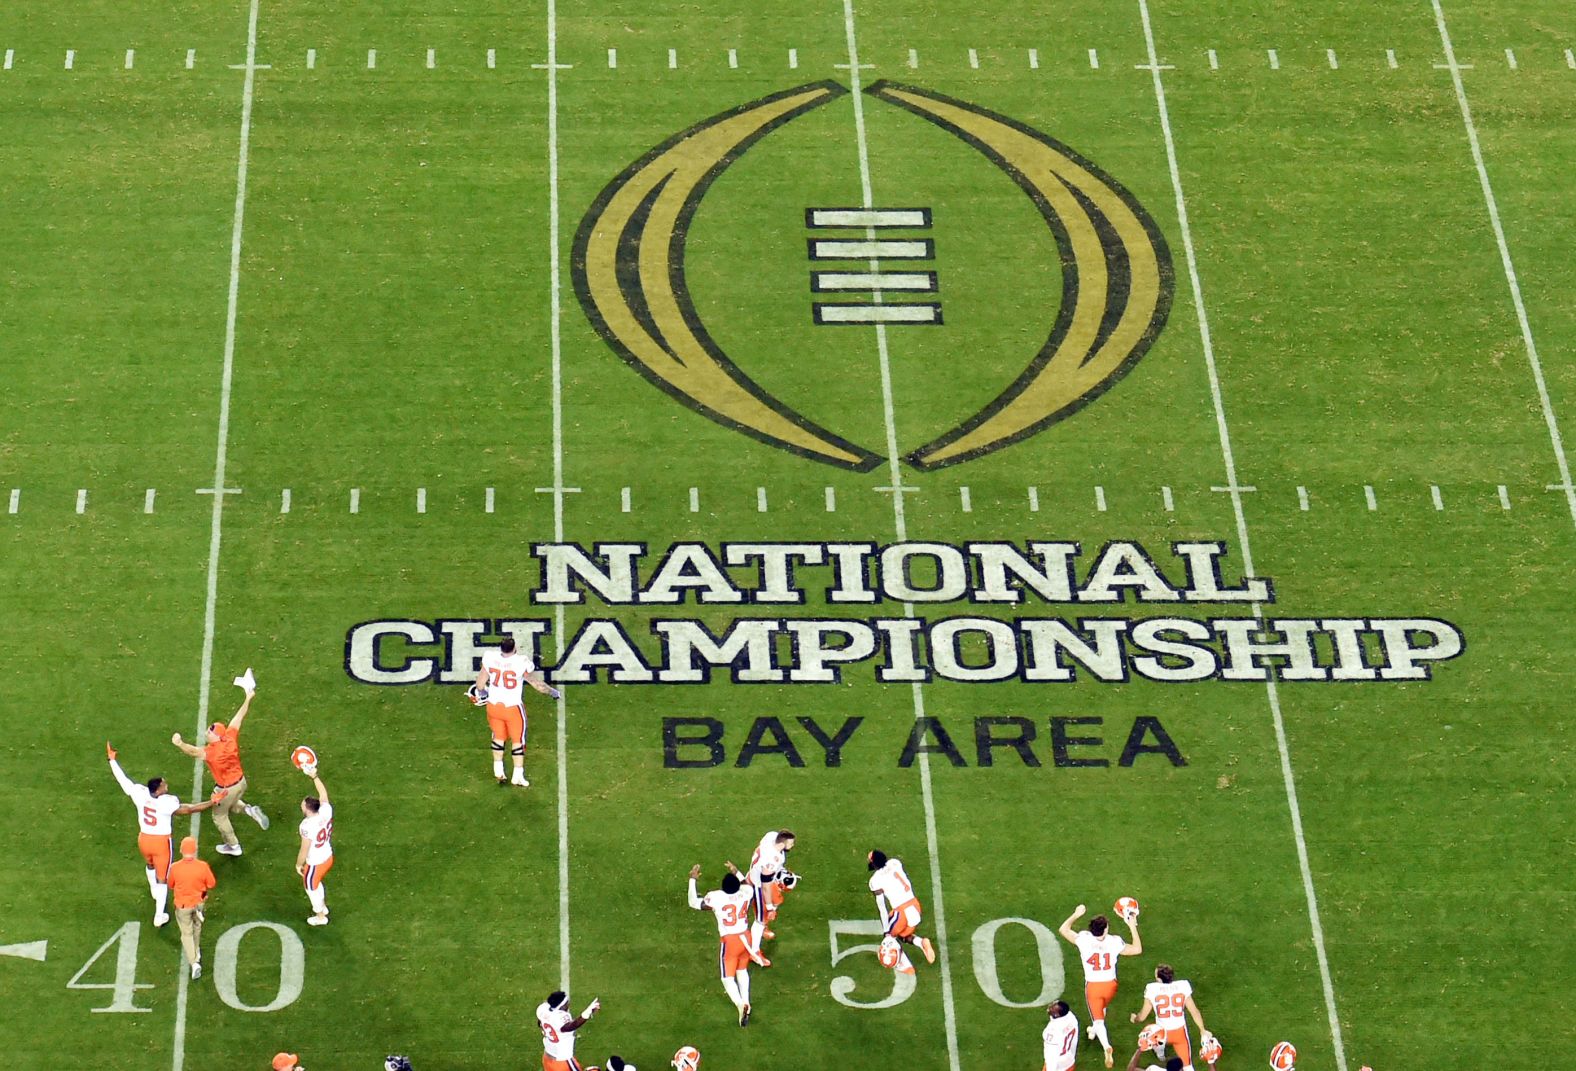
[304,855,335,890]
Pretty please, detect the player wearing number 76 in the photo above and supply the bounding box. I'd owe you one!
[470,636,560,789]
[1058,904,1142,1067]
[1130,964,1205,1071]
[294,768,334,926]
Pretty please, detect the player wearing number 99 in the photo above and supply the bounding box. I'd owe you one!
[294,769,334,926]
[688,864,769,1027]
[471,636,559,789]
[1058,904,1142,1068]
[1130,964,1205,1071]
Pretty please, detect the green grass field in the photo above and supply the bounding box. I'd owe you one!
[3,2,1574,1070]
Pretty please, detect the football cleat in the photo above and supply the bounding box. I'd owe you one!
[877,935,902,969]
[739,1003,750,1027]
[1270,1041,1297,1071]
[153,912,170,927]
[917,936,936,964]
[1113,896,1140,923]
[672,1046,701,1071]
[466,684,489,706]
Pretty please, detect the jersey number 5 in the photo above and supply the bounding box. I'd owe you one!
[142,805,158,827]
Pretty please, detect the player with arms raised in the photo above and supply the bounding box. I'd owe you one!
[294,761,335,926]
[470,637,559,788]
[105,742,223,926]
[535,989,601,1071]
[1058,902,1142,1067]
[1042,1000,1080,1071]
[688,863,769,1026]
[867,850,936,968]
[1131,964,1206,1071]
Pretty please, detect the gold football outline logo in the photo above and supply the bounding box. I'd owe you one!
[572,81,1173,471]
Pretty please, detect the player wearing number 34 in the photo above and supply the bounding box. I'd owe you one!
[1058,903,1142,1067]
[470,637,560,789]
[105,742,225,927]
[1130,964,1206,1071]
[688,863,770,1027]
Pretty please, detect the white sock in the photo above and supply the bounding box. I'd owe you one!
[1092,1020,1110,1050]
[897,950,913,972]
[145,868,159,896]
[153,883,168,915]
[307,883,327,915]
[492,758,505,778]
[736,969,750,1005]
[720,976,742,1010]
[750,920,764,948]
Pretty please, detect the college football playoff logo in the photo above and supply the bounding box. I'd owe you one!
[572,82,1173,470]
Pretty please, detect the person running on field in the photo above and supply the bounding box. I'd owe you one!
[172,674,267,855]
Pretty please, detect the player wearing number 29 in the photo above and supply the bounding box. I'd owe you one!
[535,990,601,1071]
[294,769,334,926]
[105,742,223,927]
[1042,1000,1080,1071]
[1130,965,1206,1071]
[867,850,936,968]
[471,637,559,788]
[1058,904,1142,1067]
[688,863,769,1026]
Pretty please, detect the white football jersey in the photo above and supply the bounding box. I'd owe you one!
[748,830,786,881]
[1042,1011,1080,1071]
[481,649,535,708]
[298,801,335,865]
[868,858,917,907]
[1144,978,1193,1027]
[1074,931,1127,981]
[111,760,182,834]
[701,887,754,936]
[536,1003,576,1059]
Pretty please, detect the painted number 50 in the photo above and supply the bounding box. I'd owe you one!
[827,916,1064,1009]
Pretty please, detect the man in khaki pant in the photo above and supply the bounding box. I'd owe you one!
[173,676,268,855]
[167,836,216,979]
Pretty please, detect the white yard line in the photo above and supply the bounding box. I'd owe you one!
[1430,0,1576,529]
[172,2,261,1068]
[544,0,572,995]
[1135,5,1348,1070]
[840,6,960,1071]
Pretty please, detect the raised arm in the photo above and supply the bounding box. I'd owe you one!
[687,865,705,910]
[562,998,601,1032]
[106,745,137,796]
[310,773,328,803]
[228,688,255,730]
[1058,904,1086,944]
[1125,1046,1144,1071]
[170,733,205,759]
[1120,917,1142,956]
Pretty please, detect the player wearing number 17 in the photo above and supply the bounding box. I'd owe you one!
[1130,964,1206,1071]
[470,637,560,788]
[294,765,335,927]
[1058,903,1142,1067]
[867,850,936,971]
[105,742,224,927]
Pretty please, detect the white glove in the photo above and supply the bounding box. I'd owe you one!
[548,687,562,700]
[581,997,600,1019]
[301,762,318,777]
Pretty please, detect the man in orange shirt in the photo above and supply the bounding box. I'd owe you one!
[173,679,267,855]
[167,836,216,980]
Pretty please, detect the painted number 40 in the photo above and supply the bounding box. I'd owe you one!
[829,917,1064,1009]
[67,921,304,1013]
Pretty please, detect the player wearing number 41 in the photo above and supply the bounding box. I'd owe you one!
[1130,964,1206,1071]
[469,636,560,788]
[867,850,936,974]
[1057,902,1143,1067]
[170,672,268,856]
[294,765,335,926]
[535,989,601,1071]
[688,863,770,1026]
[105,742,225,927]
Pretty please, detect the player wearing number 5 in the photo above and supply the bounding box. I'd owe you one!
[469,637,559,788]
[1058,904,1142,1067]
[294,765,334,927]
[105,743,224,927]
[688,864,769,1026]
[1130,964,1205,1071]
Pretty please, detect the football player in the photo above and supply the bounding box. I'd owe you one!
[535,990,601,1071]
[1043,1000,1080,1071]
[105,742,223,926]
[470,636,559,788]
[1058,903,1143,1067]
[742,830,796,948]
[688,863,769,1026]
[294,768,334,926]
[867,850,936,966]
[1130,964,1206,1071]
